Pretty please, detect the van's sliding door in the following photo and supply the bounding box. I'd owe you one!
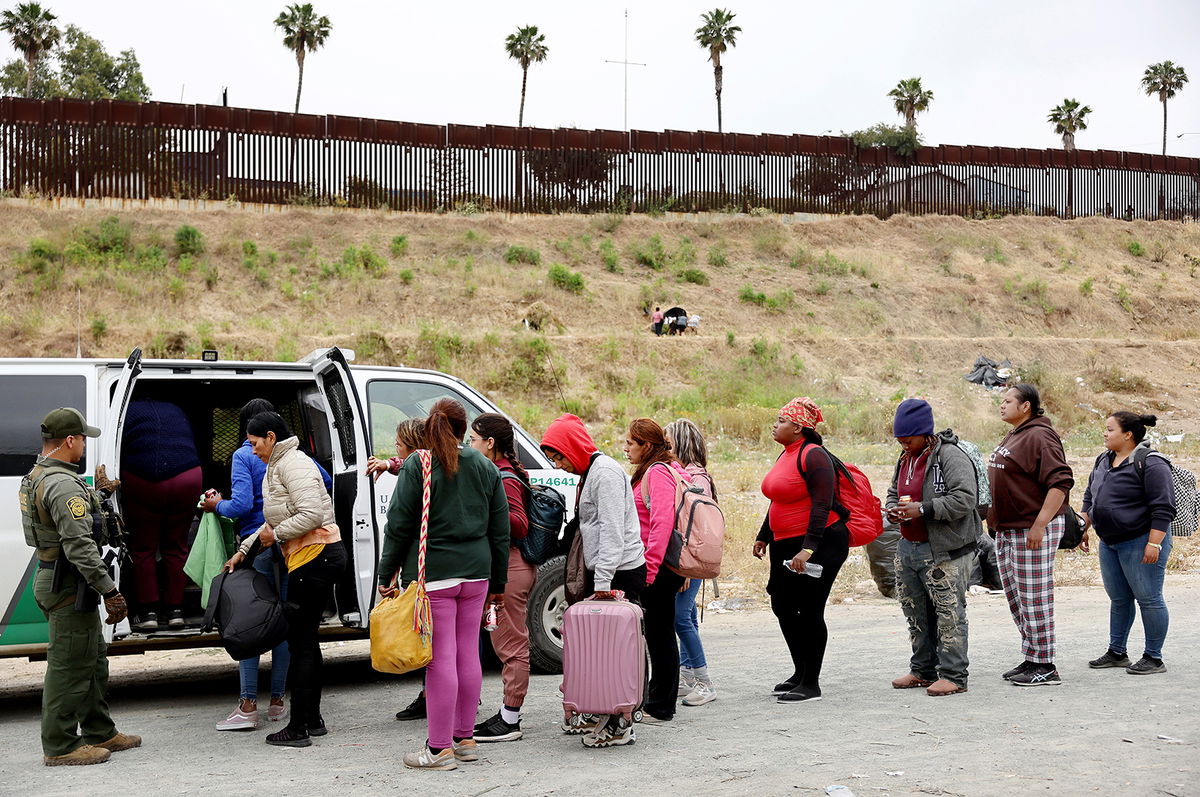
[309,348,376,625]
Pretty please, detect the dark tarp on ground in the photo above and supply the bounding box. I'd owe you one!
[964,355,1012,388]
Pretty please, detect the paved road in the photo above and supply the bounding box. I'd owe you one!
[1,580,1197,797]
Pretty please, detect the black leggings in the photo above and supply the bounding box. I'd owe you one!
[284,541,347,733]
[642,566,685,719]
[767,524,849,690]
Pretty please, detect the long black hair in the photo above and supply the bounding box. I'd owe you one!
[1010,383,1045,417]
[239,398,276,440]
[472,412,529,484]
[246,411,291,441]
[1110,410,1157,444]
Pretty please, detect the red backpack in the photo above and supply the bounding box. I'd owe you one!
[798,444,883,547]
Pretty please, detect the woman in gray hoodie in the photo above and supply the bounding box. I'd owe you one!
[885,399,982,696]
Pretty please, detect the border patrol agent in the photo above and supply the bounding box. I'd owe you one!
[19,408,142,766]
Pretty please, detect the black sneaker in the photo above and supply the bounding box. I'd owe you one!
[308,718,328,737]
[1088,650,1131,669]
[771,680,800,695]
[777,685,822,703]
[167,609,185,629]
[1125,656,1167,675]
[265,726,312,747]
[131,612,159,632]
[1010,664,1062,687]
[1002,661,1035,680]
[394,692,426,721]
[474,711,522,742]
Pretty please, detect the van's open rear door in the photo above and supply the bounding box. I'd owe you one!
[97,348,141,642]
[309,347,375,625]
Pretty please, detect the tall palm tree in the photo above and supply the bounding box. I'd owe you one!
[274,3,331,113]
[694,9,741,134]
[1047,98,1092,152]
[887,77,933,132]
[1141,61,1189,156]
[0,2,59,98]
[504,25,548,127]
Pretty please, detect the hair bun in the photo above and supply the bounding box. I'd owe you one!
[1141,414,1158,427]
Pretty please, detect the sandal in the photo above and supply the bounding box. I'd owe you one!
[926,678,968,696]
[891,673,935,689]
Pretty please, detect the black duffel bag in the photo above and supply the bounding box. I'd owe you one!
[202,560,289,661]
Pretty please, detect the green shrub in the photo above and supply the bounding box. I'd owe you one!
[766,289,796,311]
[814,280,832,295]
[203,264,219,290]
[90,316,107,343]
[739,284,767,305]
[630,236,667,270]
[707,244,728,268]
[167,277,186,301]
[174,225,204,256]
[593,214,623,234]
[1118,283,1133,313]
[398,268,414,284]
[1079,277,1094,297]
[29,238,59,260]
[599,239,620,272]
[548,263,585,294]
[725,331,735,347]
[677,268,709,285]
[79,216,130,256]
[242,240,257,257]
[504,245,541,265]
[133,244,168,271]
[1127,240,1145,257]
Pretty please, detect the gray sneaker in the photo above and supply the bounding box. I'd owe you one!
[582,715,635,748]
[1126,656,1167,675]
[1088,650,1131,669]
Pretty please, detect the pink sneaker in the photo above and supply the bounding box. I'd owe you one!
[267,701,288,722]
[215,704,259,731]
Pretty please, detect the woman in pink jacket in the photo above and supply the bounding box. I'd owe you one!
[624,418,691,724]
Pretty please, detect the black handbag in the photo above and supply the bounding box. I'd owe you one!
[202,559,290,661]
[1058,508,1086,550]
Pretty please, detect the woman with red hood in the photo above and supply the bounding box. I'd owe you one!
[541,414,646,748]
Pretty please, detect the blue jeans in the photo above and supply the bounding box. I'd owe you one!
[674,577,706,669]
[895,538,971,686]
[1099,532,1171,660]
[238,546,290,700]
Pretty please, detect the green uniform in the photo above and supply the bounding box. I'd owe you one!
[19,456,118,757]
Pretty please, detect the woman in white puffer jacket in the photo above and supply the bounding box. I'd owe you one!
[226,411,344,748]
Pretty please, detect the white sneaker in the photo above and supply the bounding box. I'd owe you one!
[677,673,698,697]
[215,704,259,731]
[682,681,716,706]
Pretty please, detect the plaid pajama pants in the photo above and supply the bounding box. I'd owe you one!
[995,516,1065,664]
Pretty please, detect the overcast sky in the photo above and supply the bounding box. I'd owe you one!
[14,0,1200,157]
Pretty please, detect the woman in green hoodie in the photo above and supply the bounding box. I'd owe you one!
[987,384,1075,688]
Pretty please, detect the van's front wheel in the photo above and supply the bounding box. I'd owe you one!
[527,555,566,675]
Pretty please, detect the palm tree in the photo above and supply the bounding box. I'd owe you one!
[0,2,59,98]
[1141,61,1189,156]
[1047,98,1092,152]
[504,25,548,127]
[887,77,933,132]
[274,3,331,113]
[694,9,741,134]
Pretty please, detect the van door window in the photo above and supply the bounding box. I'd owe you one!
[366,381,483,457]
[320,370,358,466]
[0,375,87,476]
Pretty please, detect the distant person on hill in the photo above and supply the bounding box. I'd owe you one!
[652,307,665,336]
[988,384,1074,687]
[752,397,850,704]
[1081,412,1175,675]
[687,314,701,334]
[884,399,981,697]
[664,419,718,707]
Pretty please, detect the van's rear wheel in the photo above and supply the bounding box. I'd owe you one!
[528,555,566,674]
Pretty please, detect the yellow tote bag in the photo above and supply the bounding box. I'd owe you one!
[370,450,434,675]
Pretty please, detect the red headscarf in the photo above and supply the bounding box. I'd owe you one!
[780,397,823,429]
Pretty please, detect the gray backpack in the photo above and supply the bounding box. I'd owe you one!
[945,434,991,511]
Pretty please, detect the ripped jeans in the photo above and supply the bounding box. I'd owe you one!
[895,538,971,686]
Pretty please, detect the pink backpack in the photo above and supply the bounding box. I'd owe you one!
[641,464,725,579]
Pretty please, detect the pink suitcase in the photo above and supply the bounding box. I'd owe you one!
[561,598,647,717]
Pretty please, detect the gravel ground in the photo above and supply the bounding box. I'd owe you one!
[0,579,1197,797]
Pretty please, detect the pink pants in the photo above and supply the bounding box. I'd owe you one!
[425,579,489,749]
[491,547,538,707]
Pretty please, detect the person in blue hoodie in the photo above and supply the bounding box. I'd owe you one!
[200,399,332,731]
[1081,411,1175,676]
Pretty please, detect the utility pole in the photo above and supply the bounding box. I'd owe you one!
[604,9,646,131]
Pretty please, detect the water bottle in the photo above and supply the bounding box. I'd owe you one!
[782,560,823,578]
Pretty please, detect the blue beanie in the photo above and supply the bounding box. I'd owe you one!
[893,399,934,438]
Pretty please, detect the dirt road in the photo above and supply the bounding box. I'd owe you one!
[1,579,1196,797]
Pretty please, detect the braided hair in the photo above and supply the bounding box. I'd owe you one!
[472,412,529,485]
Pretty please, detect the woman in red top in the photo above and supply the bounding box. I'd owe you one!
[468,413,533,743]
[752,397,850,703]
[625,418,691,723]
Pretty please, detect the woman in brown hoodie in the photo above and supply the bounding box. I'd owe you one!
[987,384,1074,687]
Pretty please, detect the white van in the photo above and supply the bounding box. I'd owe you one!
[0,348,576,673]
